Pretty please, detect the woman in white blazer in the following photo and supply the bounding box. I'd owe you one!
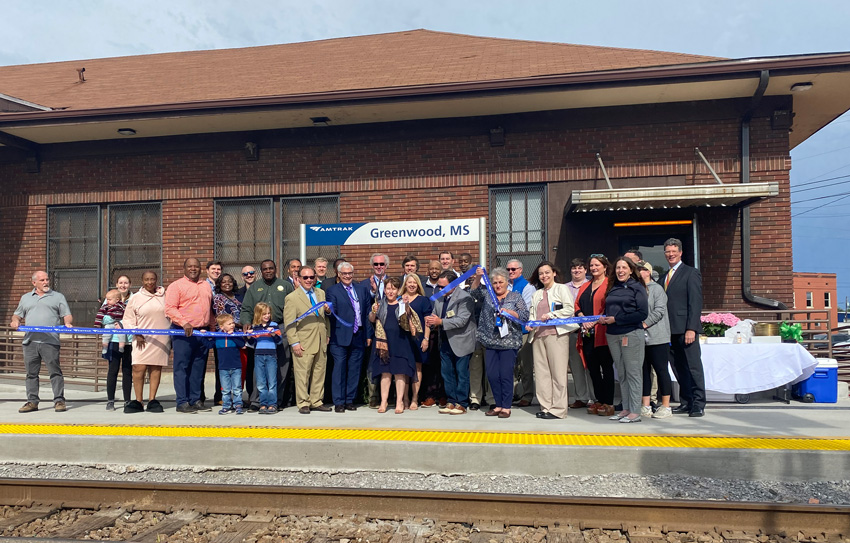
[527,261,579,419]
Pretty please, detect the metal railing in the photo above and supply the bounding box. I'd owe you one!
[0,327,109,391]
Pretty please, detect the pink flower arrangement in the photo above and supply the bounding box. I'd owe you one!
[700,312,740,337]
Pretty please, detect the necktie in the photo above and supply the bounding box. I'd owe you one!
[345,285,360,333]
[441,297,450,319]
[307,290,318,316]
[665,268,675,291]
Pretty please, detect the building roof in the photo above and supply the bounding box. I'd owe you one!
[0,30,721,111]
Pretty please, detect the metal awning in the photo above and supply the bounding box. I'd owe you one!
[566,182,779,213]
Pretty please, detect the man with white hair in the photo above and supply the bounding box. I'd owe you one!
[11,271,73,413]
[506,259,537,407]
[361,253,389,301]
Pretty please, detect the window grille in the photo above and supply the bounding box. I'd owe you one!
[47,206,101,324]
[281,195,340,265]
[214,198,274,280]
[108,202,162,289]
[489,185,546,274]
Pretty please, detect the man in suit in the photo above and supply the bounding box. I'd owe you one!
[326,262,372,412]
[284,258,302,288]
[283,265,331,414]
[361,253,389,301]
[401,255,427,285]
[661,237,706,417]
[425,271,476,415]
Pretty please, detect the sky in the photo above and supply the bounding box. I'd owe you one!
[3,0,850,303]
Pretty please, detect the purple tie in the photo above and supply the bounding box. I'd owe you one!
[345,285,360,333]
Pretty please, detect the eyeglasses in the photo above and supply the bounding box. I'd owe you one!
[300,275,316,280]
[506,267,519,272]
[373,262,386,267]
[242,271,256,277]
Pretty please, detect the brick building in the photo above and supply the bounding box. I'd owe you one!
[1,30,849,324]
[793,272,838,330]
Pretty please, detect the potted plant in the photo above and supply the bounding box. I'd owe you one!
[700,312,740,343]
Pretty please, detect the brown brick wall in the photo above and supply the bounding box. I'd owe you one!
[0,109,792,319]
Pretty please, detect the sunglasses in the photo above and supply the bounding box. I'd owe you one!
[242,271,256,277]
[506,267,520,272]
[590,253,606,258]
[373,262,386,267]
[300,275,316,280]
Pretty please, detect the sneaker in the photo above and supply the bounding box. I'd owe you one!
[176,403,197,414]
[18,402,38,413]
[219,408,229,415]
[146,399,164,413]
[449,406,467,415]
[640,405,653,418]
[235,407,244,415]
[652,406,673,419]
[124,400,144,413]
[438,403,455,414]
[106,401,116,411]
[54,401,67,412]
[192,401,212,412]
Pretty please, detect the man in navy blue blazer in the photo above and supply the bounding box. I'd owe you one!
[326,261,373,412]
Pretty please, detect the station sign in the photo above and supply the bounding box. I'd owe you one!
[305,218,481,246]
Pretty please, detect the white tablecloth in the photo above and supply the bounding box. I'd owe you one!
[692,343,819,394]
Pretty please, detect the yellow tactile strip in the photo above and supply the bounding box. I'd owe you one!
[1,424,849,450]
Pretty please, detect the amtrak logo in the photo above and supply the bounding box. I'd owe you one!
[309,226,354,232]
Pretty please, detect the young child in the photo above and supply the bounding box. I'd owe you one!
[215,314,246,415]
[249,302,282,414]
[94,289,127,359]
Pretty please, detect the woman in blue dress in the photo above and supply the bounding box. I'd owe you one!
[369,277,419,414]
[401,274,432,410]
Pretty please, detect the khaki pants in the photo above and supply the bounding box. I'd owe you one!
[531,333,570,418]
[468,345,494,405]
[293,350,327,408]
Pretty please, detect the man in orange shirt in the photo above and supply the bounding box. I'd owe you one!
[165,258,216,413]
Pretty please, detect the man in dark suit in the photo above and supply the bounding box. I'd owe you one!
[400,255,428,285]
[661,237,706,417]
[360,253,389,301]
[326,262,373,412]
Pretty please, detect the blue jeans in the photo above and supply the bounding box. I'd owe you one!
[329,343,365,406]
[440,342,470,408]
[171,325,210,407]
[255,353,278,407]
[219,368,243,410]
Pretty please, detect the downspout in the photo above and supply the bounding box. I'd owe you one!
[741,69,788,309]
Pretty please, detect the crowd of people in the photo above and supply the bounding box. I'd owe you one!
[10,238,706,421]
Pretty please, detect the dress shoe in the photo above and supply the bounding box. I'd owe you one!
[54,401,67,412]
[535,411,545,418]
[689,408,705,417]
[311,405,332,412]
[469,403,480,411]
[176,403,197,414]
[334,405,345,413]
[539,412,559,420]
[249,404,260,412]
[192,401,212,412]
[485,409,499,416]
[298,406,310,414]
[671,404,691,414]
[497,410,511,419]
[345,403,357,411]
[514,399,532,407]
[421,397,436,408]
[568,400,587,409]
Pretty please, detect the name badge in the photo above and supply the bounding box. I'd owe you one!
[498,322,510,338]
[446,310,456,318]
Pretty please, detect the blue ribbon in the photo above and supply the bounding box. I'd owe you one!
[19,326,266,338]
[286,301,352,328]
[428,267,478,302]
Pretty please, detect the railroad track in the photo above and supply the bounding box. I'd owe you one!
[0,478,847,542]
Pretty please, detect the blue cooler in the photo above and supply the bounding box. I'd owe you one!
[793,358,838,403]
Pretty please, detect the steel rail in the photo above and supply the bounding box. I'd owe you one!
[0,478,847,535]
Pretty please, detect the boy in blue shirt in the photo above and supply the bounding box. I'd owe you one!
[215,314,246,414]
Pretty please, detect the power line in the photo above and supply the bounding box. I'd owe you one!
[791,190,850,205]
[793,144,850,162]
[791,177,850,194]
[791,172,850,190]
[792,193,850,218]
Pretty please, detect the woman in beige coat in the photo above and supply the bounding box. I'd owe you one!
[121,271,171,413]
[527,261,579,419]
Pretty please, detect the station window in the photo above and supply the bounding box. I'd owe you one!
[108,202,162,290]
[489,185,546,272]
[806,292,813,308]
[214,198,274,279]
[824,292,831,308]
[281,195,340,265]
[47,206,101,324]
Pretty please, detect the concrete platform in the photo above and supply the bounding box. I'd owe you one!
[0,375,848,482]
